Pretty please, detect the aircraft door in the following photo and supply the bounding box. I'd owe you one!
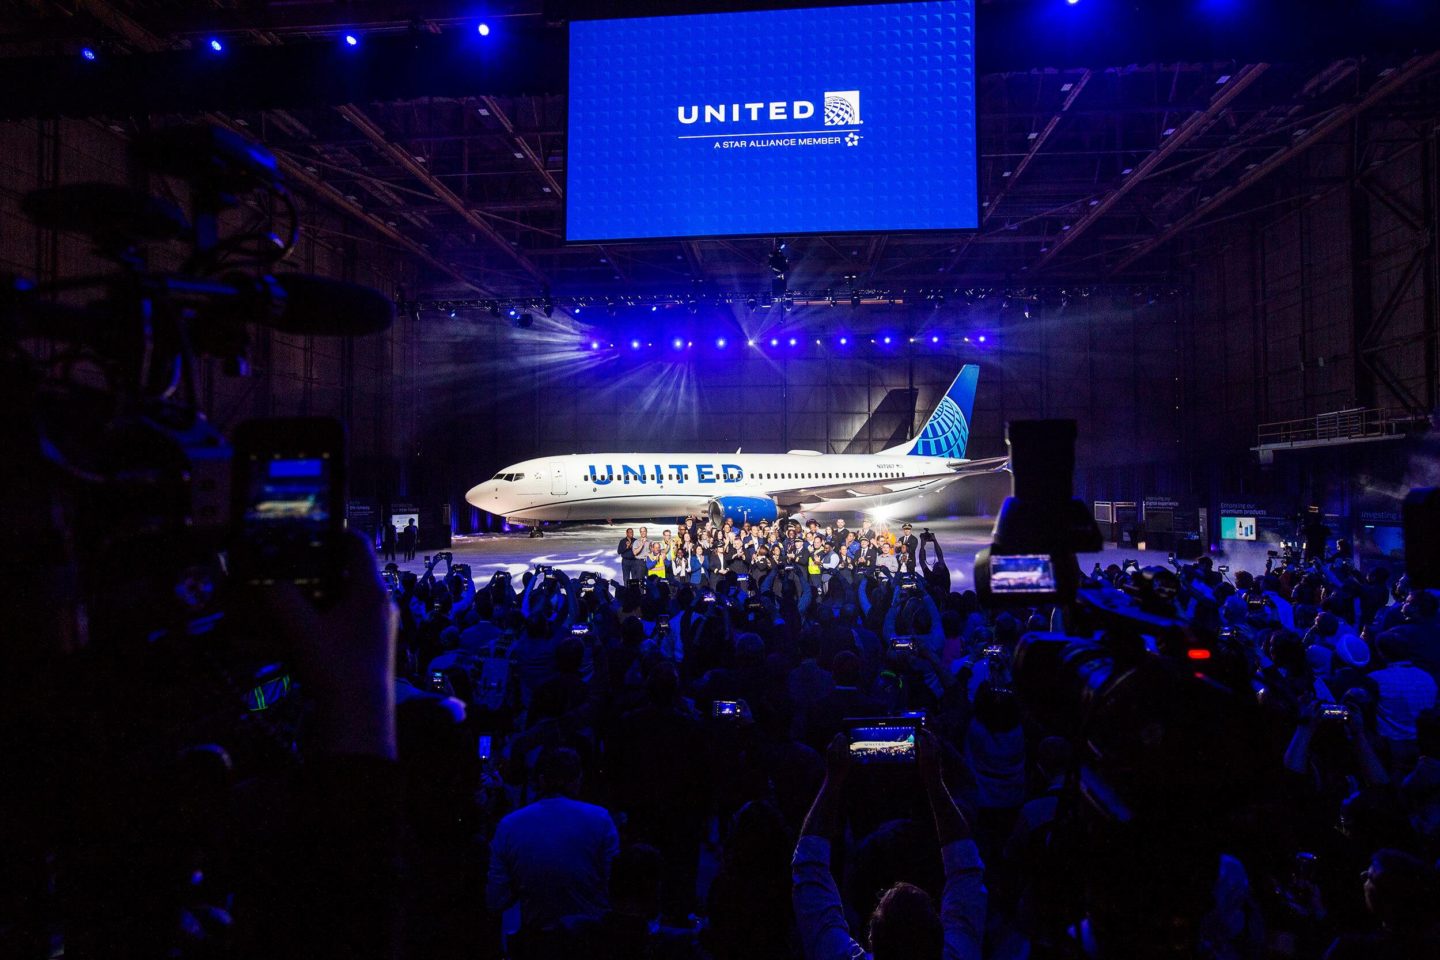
[549,460,567,496]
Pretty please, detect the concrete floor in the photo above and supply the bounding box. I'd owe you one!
[379,516,1271,587]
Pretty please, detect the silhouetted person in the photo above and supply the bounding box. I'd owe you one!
[400,519,418,561]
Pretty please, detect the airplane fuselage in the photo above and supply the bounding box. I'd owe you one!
[465,451,963,523]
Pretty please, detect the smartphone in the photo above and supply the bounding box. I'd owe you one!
[570,624,591,638]
[231,417,346,601]
[1218,565,1230,573]
[845,715,921,764]
[1318,702,1351,722]
[890,637,916,652]
[429,670,451,695]
[982,644,1006,660]
[713,700,742,718]
[477,733,493,763]
[735,574,750,586]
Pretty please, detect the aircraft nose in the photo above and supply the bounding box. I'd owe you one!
[465,482,496,508]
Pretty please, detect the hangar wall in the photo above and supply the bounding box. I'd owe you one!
[415,294,1185,527]
[1182,121,1439,509]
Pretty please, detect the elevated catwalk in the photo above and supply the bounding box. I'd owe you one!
[378,517,1264,587]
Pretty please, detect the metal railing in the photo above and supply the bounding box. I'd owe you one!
[1256,407,1422,447]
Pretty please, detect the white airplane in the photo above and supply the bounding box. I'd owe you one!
[465,364,1008,526]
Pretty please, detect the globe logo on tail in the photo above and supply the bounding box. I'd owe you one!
[911,396,969,459]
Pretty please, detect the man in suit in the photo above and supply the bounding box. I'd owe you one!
[898,523,920,574]
[399,519,418,561]
[618,528,637,582]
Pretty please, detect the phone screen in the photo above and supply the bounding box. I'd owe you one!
[477,734,492,762]
[846,719,918,764]
[989,554,1057,594]
[237,451,338,589]
[713,700,741,718]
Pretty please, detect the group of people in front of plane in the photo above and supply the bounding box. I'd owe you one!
[617,514,930,590]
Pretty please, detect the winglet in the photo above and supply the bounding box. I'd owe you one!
[884,365,979,459]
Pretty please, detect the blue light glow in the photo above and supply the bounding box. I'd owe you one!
[931,335,940,343]
[883,336,892,344]
[673,338,684,349]
[344,34,359,46]
[478,22,491,36]
[631,339,641,349]
[978,334,987,343]
[590,341,600,350]
[788,337,797,346]
[716,338,727,348]
[839,336,848,345]
[209,38,224,52]
[81,47,97,61]
[769,338,778,347]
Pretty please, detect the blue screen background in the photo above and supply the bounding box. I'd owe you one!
[567,1,978,242]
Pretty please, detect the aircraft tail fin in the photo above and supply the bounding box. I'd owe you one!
[882,364,979,459]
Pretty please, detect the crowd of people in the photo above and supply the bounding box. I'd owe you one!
[367,515,1439,959]
[25,514,1440,959]
[614,515,926,587]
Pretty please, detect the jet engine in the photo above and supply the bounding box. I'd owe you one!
[707,496,779,527]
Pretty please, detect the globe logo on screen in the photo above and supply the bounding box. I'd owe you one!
[823,90,862,127]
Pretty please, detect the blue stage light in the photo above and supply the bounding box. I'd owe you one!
[978,334,987,343]
[788,337,797,346]
[477,22,491,36]
[673,338,684,349]
[508,308,519,318]
[747,339,756,346]
[631,339,641,349]
[344,34,359,46]
[209,38,224,52]
[1066,0,1080,5]
[883,336,892,344]
[81,47,97,61]
[769,338,778,347]
[931,335,940,343]
[590,341,600,350]
[716,338,727,348]
[839,336,848,345]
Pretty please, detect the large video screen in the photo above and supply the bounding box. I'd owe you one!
[566,1,979,242]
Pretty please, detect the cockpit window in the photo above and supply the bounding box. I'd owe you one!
[492,472,521,482]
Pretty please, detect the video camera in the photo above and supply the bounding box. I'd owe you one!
[1,123,393,660]
[974,420,1102,607]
